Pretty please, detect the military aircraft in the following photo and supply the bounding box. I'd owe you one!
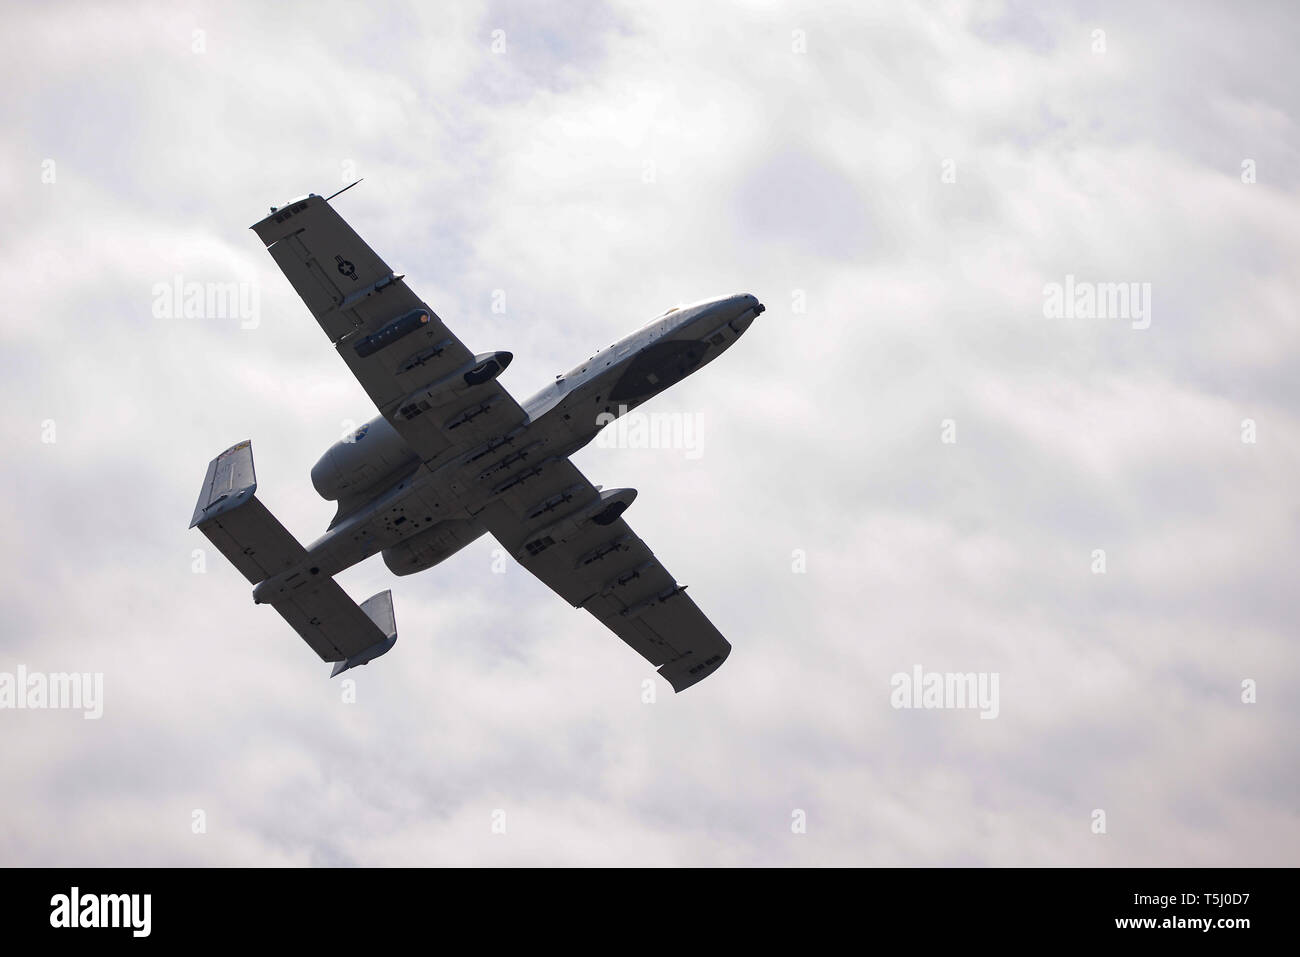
[190,188,764,691]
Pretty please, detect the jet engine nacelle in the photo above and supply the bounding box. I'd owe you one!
[311,416,418,501]
[382,518,485,576]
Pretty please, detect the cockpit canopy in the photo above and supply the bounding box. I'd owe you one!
[641,304,684,327]
[559,303,693,382]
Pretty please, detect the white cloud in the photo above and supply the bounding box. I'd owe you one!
[0,0,1296,866]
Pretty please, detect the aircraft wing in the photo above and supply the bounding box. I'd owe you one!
[475,459,731,692]
[250,193,527,465]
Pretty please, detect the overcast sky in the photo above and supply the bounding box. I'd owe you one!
[1,0,1297,866]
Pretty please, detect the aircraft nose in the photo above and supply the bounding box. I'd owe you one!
[688,294,763,328]
[711,293,757,311]
[722,293,763,336]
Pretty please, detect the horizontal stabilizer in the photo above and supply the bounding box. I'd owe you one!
[258,575,398,670]
[190,442,399,675]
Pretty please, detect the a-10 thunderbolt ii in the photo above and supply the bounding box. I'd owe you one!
[190,188,764,692]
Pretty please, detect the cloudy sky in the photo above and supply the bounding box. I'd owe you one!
[2,0,1297,866]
